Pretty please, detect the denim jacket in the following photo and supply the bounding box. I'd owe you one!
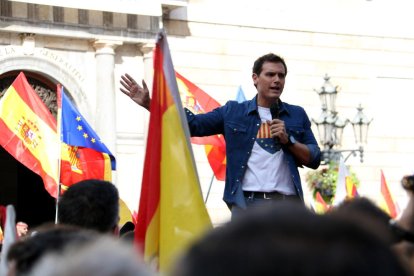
[185,96,321,209]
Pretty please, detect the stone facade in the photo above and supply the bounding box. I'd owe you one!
[1,0,414,225]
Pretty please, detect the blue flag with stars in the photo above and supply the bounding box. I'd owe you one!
[60,88,116,170]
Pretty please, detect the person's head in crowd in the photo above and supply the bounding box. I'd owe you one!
[392,174,414,275]
[16,221,29,238]
[7,223,98,276]
[398,174,414,231]
[28,235,154,276]
[328,197,399,245]
[172,200,407,276]
[58,179,119,234]
[119,221,135,244]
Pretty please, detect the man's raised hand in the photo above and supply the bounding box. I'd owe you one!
[120,73,151,111]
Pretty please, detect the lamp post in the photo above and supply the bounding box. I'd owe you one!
[312,74,373,165]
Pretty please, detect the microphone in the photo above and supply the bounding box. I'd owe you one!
[270,102,281,150]
[270,102,279,120]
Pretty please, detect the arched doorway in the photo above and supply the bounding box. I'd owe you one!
[0,70,57,228]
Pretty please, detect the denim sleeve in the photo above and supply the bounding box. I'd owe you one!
[301,110,321,169]
[185,106,226,137]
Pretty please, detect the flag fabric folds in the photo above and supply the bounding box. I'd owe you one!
[0,72,59,197]
[58,86,115,188]
[332,158,349,206]
[380,170,398,218]
[0,205,17,276]
[176,72,226,181]
[135,30,212,272]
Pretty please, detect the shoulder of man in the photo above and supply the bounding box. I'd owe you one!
[281,101,306,114]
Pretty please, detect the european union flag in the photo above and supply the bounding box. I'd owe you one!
[60,88,116,170]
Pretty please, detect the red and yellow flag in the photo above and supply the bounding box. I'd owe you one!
[346,177,359,199]
[134,31,212,272]
[380,170,398,218]
[176,72,226,181]
[0,72,59,197]
[314,191,330,214]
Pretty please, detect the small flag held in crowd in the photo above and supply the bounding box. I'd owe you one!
[380,170,398,218]
[346,177,359,199]
[332,158,349,206]
[314,191,330,214]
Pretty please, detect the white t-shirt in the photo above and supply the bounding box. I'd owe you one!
[241,106,296,195]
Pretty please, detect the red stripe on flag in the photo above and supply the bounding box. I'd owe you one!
[205,145,226,181]
[60,147,111,185]
[381,170,397,218]
[12,73,56,131]
[135,45,164,252]
[316,191,329,212]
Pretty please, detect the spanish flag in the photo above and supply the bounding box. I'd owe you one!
[314,191,330,214]
[134,31,212,272]
[0,72,59,197]
[176,72,226,181]
[58,85,115,188]
[346,177,359,199]
[380,170,398,218]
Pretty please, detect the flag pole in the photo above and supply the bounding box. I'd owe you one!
[204,174,215,204]
[55,84,63,224]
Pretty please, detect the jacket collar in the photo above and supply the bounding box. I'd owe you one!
[247,95,290,116]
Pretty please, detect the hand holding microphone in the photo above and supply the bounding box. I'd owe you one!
[269,102,296,148]
[270,102,282,151]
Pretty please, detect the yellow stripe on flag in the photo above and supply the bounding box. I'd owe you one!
[159,104,211,271]
[144,207,160,264]
[102,153,112,181]
[0,86,59,183]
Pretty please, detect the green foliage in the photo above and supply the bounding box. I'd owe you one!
[305,161,360,204]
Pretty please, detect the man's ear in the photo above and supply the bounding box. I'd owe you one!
[252,73,259,87]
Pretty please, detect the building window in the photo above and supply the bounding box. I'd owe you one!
[0,0,11,17]
[27,4,38,20]
[78,9,88,25]
[103,11,113,27]
[53,6,64,22]
[127,14,137,29]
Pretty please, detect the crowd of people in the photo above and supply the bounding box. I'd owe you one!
[0,177,413,275]
[0,52,413,275]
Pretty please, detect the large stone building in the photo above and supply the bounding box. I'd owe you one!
[1,0,414,226]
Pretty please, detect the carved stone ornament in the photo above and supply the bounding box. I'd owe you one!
[0,77,57,119]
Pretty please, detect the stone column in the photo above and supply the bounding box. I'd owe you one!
[138,43,155,139]
[139,43,155,94]
[93,40,122,156]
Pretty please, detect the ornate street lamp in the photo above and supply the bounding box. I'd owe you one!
[315,74,339,113]
[312,75,372,164]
